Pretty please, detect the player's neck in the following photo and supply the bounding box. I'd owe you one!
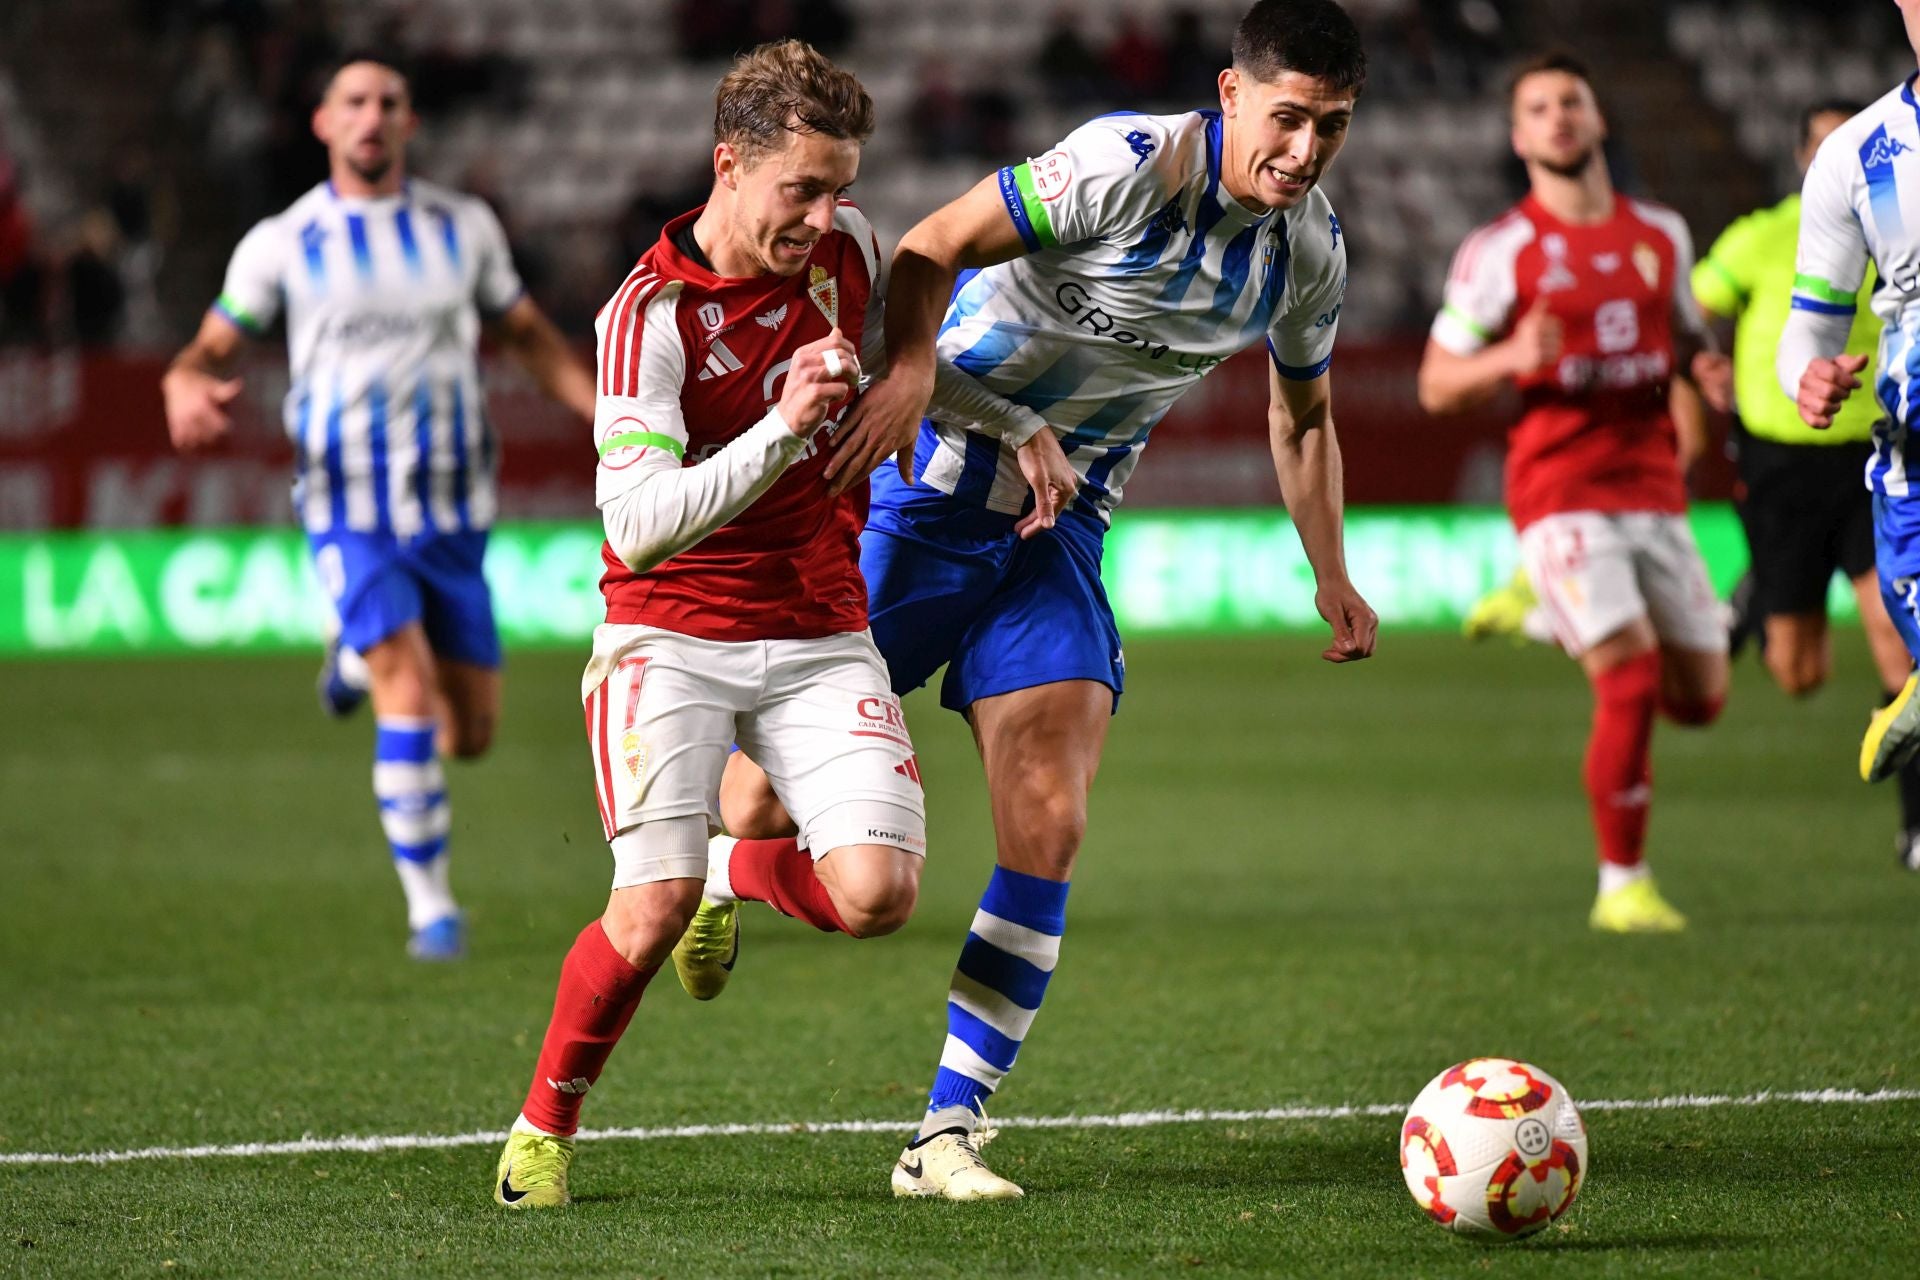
[329,166,407,200]
[1527,163,1614,227]
[689,203,756,279]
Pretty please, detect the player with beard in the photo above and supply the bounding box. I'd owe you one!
[1418,52,1734,932]
[163,53,595,959]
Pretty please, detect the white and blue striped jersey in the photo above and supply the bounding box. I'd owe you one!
[917,109,1347,520]
[215,179,525,535]
[1782,76,1920,496]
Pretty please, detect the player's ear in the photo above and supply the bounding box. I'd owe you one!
[1217,67,1239,118]
[713,142,739,192]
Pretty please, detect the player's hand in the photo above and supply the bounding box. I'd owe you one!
[778,327,861,438]
[1505,298,1562,378]
[1315,579,1378,664]
[824,363,933,496]
[1014,427,1078,540]
[1795,353,1869,429]
[1690,350,1735,414]
[162,366,243,452]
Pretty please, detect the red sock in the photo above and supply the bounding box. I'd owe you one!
[520,921,657,1136]
[728,838,850,933]
[1585,651,1660,868]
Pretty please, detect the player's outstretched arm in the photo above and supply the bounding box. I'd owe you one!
[490,296,596,421]
[1269,366,1376,664]
[825,175,1035,495]
[161,310,249,452]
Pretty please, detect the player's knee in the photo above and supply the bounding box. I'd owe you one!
[1008,781,1087,877]
[718,785,795,840]
[1661,692,1726,727]
[835,877,918,938]
[600,881,703,969]
[1767,656,1826,698]
[444,714,494,760]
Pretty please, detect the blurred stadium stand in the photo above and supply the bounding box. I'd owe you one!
[0,0,1894,527]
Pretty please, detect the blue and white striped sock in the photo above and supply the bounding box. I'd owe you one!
[923,866,1069,1130]
[373,717,457,930]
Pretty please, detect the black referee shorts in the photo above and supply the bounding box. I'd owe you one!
[1733,420,1876,618]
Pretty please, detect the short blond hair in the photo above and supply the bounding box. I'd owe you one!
[713,40,874,165]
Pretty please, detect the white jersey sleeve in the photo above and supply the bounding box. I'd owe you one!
[997,115,1185,252]
[214,218,286,335]
[1430,214,1530,356]
[836,202,1050,446]
[1267,200,1347,380]
[593,278,804,572]
[467,199,526,317]
[1778,131,1873,398]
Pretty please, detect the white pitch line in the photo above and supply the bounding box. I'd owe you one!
[4,1087,1917,1169]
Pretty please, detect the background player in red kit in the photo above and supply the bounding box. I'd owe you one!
[1418,52,1734,933]
[489,41,927,1208]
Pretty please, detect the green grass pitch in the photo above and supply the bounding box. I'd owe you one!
[3,634,1917,1277]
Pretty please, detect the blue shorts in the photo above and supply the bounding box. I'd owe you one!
[307,529,501,668]
[1874,493,1920,664]
[863,466,1124,715]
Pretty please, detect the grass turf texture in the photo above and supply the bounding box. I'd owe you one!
[2,634,1917,1277]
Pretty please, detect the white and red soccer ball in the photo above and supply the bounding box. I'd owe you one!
[1399,1058,1588,1239]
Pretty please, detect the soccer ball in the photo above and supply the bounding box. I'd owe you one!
[1398,1057,1588,1239]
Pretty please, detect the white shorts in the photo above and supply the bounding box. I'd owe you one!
[581,623,926,887]
[1518,511,1728,658]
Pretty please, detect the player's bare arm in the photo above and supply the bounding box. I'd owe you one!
[488,295,597,421]
[161,309,249,452]
[1669,375,1709,479]
[1269,364,1376,663]
[1416,298,1559,415]
[824,175,1031,495]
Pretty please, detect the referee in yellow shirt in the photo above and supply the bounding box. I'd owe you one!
[1694,98,1920,866]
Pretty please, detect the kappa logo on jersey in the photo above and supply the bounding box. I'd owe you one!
[755,303,789,329]
[807,266,838,326]
[1328,211,1341,249]
[697,301,726,332]
[696,337,745,381]
[1124,129,1156,171]
[1864,134,1912,169]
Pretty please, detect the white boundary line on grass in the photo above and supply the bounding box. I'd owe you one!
[5,1087,1917,1168]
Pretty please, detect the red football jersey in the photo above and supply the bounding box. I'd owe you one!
[590,203,878,641]
[1431,194,1707,531]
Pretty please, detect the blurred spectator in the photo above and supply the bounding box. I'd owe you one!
[909,57,973,161]
[613,165,712,273]
[678,0,752,60]
[0,145,46,346]
[753,0,856,56]
[1035,8,1107,107]
[63,208,125,348]
[1163,8,1219,105]
[1106,14,1169,103]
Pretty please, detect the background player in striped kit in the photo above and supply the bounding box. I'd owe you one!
[161,53,595,959]
[1693,100,1920,866]
[1780,0,1920,788]
[1418,52,1734,934]
[688,0,1378,1200]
